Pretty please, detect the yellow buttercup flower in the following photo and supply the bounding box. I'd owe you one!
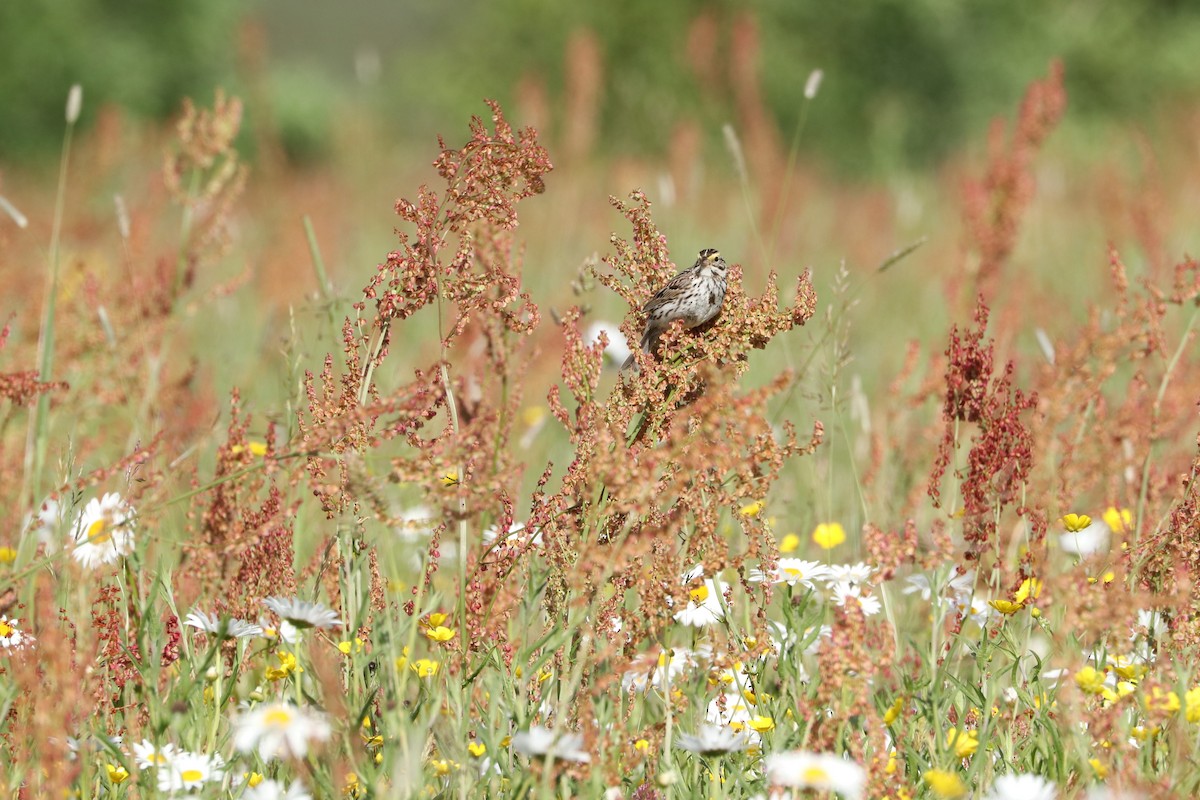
[812,522,846,550]
[1061,513,1091,532]
[945,727,978,758]
[468,741,487,757]
[883,696,906,725]
[412,659,440,678]
[1075,666,1108,695]
[923,769,966,798]
[739,500,765,518]
[747,715,775,732]
[779,533,801,553]
[1102,507,1133,534]
[424,626,456,643]
[105,764,130,783]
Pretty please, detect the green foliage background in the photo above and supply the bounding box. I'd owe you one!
[5,0,1200,174]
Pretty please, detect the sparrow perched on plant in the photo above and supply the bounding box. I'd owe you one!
[621,248,729,371]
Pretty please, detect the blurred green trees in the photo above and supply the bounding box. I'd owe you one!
[6,0,1200,175]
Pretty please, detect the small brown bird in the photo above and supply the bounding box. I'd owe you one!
[622,248,729,371]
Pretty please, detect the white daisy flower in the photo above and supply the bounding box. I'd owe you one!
[705,692,754,729]
[585,321,632,366]
[511,726,590,763]
[823,562,874,586]
[750,558,831,589]
[675,724,751,755]
[257,618,301,644]
[243,779,313,800]
[25,496,68,550]
[396,505,437,542]
[70,492,136,568]
[184,610,263,639]
[261,597,342,630]
[233,701,331,760]
[482,521,543,547]
[621,648,698,693]
[766,750,866,799]
[830,581,881,616]
[156,750,224,792]
[984,773,1057,800]
[674,578,726,627]
[131,738,178,769]
[1059,520,1109,556]
[0,616,32,651]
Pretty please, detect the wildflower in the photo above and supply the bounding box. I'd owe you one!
[747,715,775,733]
[1075,666,1108,695]
[184,610,263,639]
[1059,517,1109,556]
[946,727,978,758]
[132,739,179,769]
[105,764,130,783]
[739,500,765,518]
[824,562,874,585]
[343,773,363,798]
[1061,513,1091,532]
[258,618,300,644]
[265,651,303,681]
[1185,686,1200,723]
[0,616,32,651]
[1014,578,1042,605]
[883,696,905,725]
[244,779,313,800]
[412,659,440,678]
[424,625,456,643]
[765,750,866,799]
[233,702,332,760]
[511,726,590,763]
[1144,687,1180,713]
[675,724,750,756]
[1102,507,1133,534]
[831,581,882,616]
[983,773,1057,800]
[440,470,459,487]
[621,648,697,692]
[674,576,726,627]
[1106,653,1147,682]
[923,769,967,798]
[71,492,136,568]
[585,321,632,365]
[261,597,342,629]
[989,599,1025,616]
[468,741,487,757]
[338,637,365,655]
[25,496,67,550]
[812,522,846,550]
[157,751,225,793]
[0,547,15,564]
[1088,758,1107,779]
[231,441,269,457]
[482,521,542,547]
[751,558,831,589]
[779,533,801,553]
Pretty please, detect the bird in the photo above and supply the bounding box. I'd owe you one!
[621,248,728,372]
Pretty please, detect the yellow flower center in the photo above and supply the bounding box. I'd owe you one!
[265,708,293,726]
[87,519,111,545]
[689,585,709,604]
[0,622,12,638]
[802,765,830,783]
[181,769,203,782]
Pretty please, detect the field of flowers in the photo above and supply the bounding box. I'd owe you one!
[3,60,1200,800]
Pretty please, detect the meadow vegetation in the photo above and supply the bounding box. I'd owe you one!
[3,51,1200,800]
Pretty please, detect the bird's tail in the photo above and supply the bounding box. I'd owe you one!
[620,332,656,373]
